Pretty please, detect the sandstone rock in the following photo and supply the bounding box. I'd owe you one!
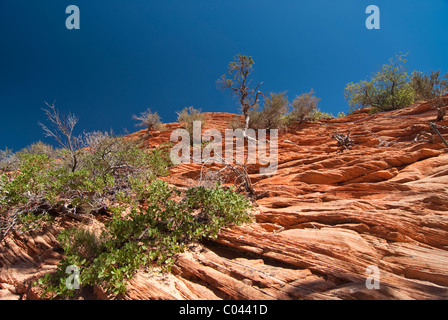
[2,103,448,300]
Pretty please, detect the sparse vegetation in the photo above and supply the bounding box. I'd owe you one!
[308,110,335,122]
[38,102,81,173]
[176,106,205,143]
[132,108,164,134]
[248,92,289,130]
[289,89,321,123]
[411,70,448,121]
[344,53,448,119]
[0,147,18,173]
[411,70,448,102]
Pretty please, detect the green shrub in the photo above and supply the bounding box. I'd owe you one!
[0,135,174,237]
[345,53,414,112]
[39,180,252,297]
[308,110,335,121]
[18,211,53,233]
[0,153,53,207]
[147,143,173,177]
[185,185,253,229]
[80,131,150,180]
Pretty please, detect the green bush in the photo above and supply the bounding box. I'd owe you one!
[39,180,252,297]
[0,153,53,208]
[345,53,415,112]
[0,135,174,237]
[185,185,253,229]
[308,110,335,122]
[147,143,173,177]
[18,211,53,233]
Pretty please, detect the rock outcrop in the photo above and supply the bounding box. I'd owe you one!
[2,101,448,300]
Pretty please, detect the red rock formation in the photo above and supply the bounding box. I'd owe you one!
[2,101,448,300]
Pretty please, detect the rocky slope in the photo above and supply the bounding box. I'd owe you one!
[2,101,448,300]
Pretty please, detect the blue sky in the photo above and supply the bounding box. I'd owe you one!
[1,0,447,151]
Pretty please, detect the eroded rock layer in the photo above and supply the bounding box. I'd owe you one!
[2,101,448,300]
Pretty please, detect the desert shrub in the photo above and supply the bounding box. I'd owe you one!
[132,108,163,133]
[345,53,414,113]
[39,180,252,297]
[147,143,173,177]
[62,228,105,260]
[185,185,253,228]
[0,148,20,173]
[248,92,289,130]
[411,70,448,121]
[411,70,448,102]
[308,110,335,122]
[80,131,149,180]
[0,153,53,208]
[177,106,205,143]
[17,211,53,233]
[0,134,174,239]
[19,141,58,158]
[227,115,245,130]
[289,89,321,123]
[0,152,114,216]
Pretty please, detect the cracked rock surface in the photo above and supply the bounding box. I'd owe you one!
[1,101,448,300]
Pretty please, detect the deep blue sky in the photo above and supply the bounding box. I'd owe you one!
[1,0,447,151]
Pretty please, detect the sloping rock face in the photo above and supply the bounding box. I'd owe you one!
[126,102,448,300]
[2,101,448,300]
[0,223,64,300]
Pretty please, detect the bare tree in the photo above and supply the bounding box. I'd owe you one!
[217,55,265,130]
[38,101,80,172]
